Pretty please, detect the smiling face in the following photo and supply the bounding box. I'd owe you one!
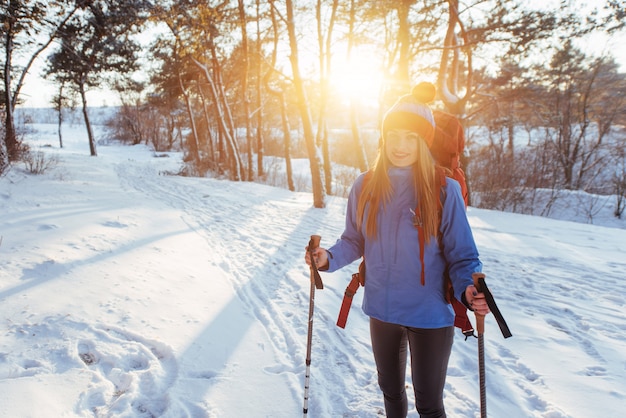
[384,129,421,167]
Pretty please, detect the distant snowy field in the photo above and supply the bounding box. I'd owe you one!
[0,121,624,417]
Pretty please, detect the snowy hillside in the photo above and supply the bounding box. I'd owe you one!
[0,123,624,417]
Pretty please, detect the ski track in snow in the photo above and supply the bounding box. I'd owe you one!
[115,162,386,416]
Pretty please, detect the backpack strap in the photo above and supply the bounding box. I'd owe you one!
[434,167,475,338]
[415,218,426,285]
[336,172,371,329]
[452,296,475,338]
[336,263,365,329]
[413,167,446,286]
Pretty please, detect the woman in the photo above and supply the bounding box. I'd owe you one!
[305,82,490,418]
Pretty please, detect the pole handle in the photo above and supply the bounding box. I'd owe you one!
[309,234,321,249]
[472,272,486,336]
[308,235,324,289]
[473,272,512,339]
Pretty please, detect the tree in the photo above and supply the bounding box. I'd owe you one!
[437,1,564,116]
[587,0,626,34]
[538,42,621,190]
[154,0,245,180]
[614,141,626,219]
[180,59,202,165]
[315,0,338,195]
[469,56,540,156]
[1,0,80,172]
[264,0,295,191]
[46,0,146,156]
[50,80,75,148]
[148,36,193,156]
[284,0,326,208]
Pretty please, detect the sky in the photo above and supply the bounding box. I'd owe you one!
[15,3,626,109]
[0,119,624,417]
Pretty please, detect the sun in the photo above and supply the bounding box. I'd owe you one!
[328,47,385,106]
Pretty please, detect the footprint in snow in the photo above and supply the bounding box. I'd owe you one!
[20,259,66,281]
[102,220,129,228]
[580,365,607,376]
[78,341,98,365]
[4,315,178,417]
[187,370,219,379]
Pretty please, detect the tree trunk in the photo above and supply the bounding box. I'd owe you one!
[266,0,294,191]
[394,0,412,92]
[315,0,337,195]
[3,28,17,167]
[255,0,264,178]
[320,122,331,194]
[255,78,264,179]
[280,92,295,192]
[56,84,65,149]
[180,76,201,165]
[0,137,8,175]
[57,108,64,149]
[438,0,472,116]
[209,43,244,181]
[79,81,97,157]
[1,105,14,172]
[238,0,253,181]
[192,57,242,181]
[507,121,514,156]
[198,88,217,172]
[286,0,326,208]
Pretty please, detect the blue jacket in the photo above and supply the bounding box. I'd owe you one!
[326,166,482,328]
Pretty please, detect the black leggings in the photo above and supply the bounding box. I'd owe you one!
[370,317,454,418]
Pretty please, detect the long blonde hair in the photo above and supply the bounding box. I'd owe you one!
[357,138,440,242]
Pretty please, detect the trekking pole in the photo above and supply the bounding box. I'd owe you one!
[472,272,513,418]
[303,235,324,417]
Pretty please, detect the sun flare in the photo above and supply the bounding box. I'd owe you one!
[328,48,384,106]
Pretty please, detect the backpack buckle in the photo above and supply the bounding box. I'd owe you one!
[409,208,422,227]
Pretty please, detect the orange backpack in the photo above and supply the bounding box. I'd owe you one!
[337,111,475,338]
[431,110,469,206]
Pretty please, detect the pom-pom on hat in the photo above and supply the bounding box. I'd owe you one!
[382,82,437,147]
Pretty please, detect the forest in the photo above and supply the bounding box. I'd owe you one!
[2,0,626,216]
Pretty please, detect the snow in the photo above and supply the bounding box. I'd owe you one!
[1,122,625,418]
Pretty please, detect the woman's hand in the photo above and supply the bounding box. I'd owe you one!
[465,285,490,316]
[304,246,329,269]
